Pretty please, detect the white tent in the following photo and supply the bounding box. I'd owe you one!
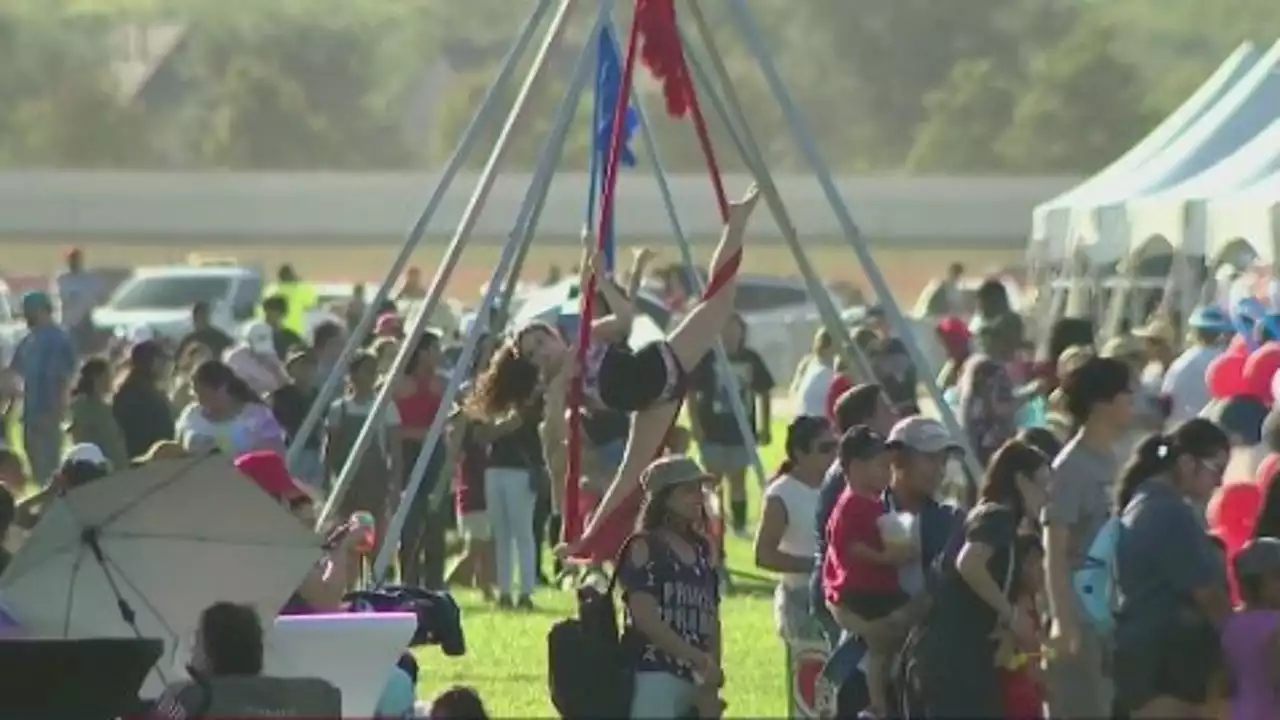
[1205,172,1280,265]
[1030,43,1260,262]
[1126,115,1280,263]
[1070,39,1280,264]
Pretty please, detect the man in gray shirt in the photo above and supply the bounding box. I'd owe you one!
[1041,356,1133,718]
[52,248,104,355]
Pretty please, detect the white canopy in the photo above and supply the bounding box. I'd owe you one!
[1205,173,1280,265]
[1127,115,1280,262]
[1071,40,1280,264]
[1030,42,1260,262]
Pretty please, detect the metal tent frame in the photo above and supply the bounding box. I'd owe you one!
[281,0,979,582]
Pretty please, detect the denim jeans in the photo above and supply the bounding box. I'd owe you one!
[630,670,698,719]
[484,467,537,598]
[23,421,62,486]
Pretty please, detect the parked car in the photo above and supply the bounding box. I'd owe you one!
[92,264,458,349]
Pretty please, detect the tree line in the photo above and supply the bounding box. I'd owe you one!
[2,0,1276,174]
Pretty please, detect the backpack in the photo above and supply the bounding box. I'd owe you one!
[1072,516,1121,634]
[547,535,640,719]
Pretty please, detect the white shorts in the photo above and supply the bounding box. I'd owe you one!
[458,511,492,542]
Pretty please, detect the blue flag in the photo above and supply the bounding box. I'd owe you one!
[590,27,638,274]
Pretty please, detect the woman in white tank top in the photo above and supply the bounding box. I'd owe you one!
[754,416,838,710]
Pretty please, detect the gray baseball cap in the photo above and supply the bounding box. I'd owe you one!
[641,455,712,494]
[886,416,963,454]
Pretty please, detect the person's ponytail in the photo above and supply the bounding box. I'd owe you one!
[1115,418,1230,511]
[1115,433,1175,512]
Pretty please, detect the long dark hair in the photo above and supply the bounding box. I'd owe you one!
[978,439,1050,524]
[1114,419,1230,511]
[403,331,441,377]
[71,357,110,399]
[468,325,546,421]
[117,341,165,393]
[637,484,682,533]
[192,360,262,405]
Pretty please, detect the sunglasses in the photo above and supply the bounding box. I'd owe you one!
[1198,457,1227,477]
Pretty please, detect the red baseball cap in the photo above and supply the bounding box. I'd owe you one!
[375,312,404,338]
[234,451,310,503]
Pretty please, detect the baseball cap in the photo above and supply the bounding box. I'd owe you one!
[62,442,109,468]
[375,312,405,339]
[640,455,711,494]
[234,451,311,503]
[1189,306,1233,333]
[886,416,962,454]
[20,291,52,314]
[838,426,887,467]
[242,321,275,354]
[1235,537,1280,579]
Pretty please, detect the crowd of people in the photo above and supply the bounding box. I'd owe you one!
[759,275,1280,719]
[9,201,1280,719]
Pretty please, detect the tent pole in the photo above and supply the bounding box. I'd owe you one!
[286,0,556,468]
[606,20,770,489]
[373,3,607,579]
[717,0,984,487]
[318,0,579,531]
[492,153,561,335]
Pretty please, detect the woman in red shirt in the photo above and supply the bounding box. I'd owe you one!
[393,332,446,589]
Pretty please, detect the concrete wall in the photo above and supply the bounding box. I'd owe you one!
[0,171,1078,245]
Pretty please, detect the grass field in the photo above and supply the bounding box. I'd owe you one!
[411,419,792,717]
[0,240,1019,305]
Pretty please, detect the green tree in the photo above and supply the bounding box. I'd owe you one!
[998,19,1155,173]
[906,59,1019,172]
[184,16,412,169]
[792,0,1073,169]
[0,14,157,167]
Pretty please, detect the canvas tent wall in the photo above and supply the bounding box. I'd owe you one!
[1029,43,1260,262]
[1126,114,1280,264]
[1069,39,1280,265]
[1205,172,1280,265]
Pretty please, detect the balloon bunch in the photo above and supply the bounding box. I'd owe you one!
[1206,303,1280,405]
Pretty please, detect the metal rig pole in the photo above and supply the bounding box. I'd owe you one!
[287,0,556,467]
[318,0,579,529]
[374,2,610,578]
[718,0,983,486]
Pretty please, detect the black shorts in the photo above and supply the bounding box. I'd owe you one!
[597,341,688,413]
[1113,616,1220,713]
[841,591,909,621]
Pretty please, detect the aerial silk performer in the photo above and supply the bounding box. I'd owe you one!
[468,0,755,563]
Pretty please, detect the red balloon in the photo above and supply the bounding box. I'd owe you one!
[1207,352,1249,400]
[1207,482,1263,553]
[1245,342,1280,405]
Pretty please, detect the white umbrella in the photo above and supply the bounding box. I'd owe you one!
[0,455,323,695]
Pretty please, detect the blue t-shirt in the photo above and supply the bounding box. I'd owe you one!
[1115,477,1225,645]
[13,324,75,422]
[619,533,719,682]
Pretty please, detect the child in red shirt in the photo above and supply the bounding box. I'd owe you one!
[822,426,914,718]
